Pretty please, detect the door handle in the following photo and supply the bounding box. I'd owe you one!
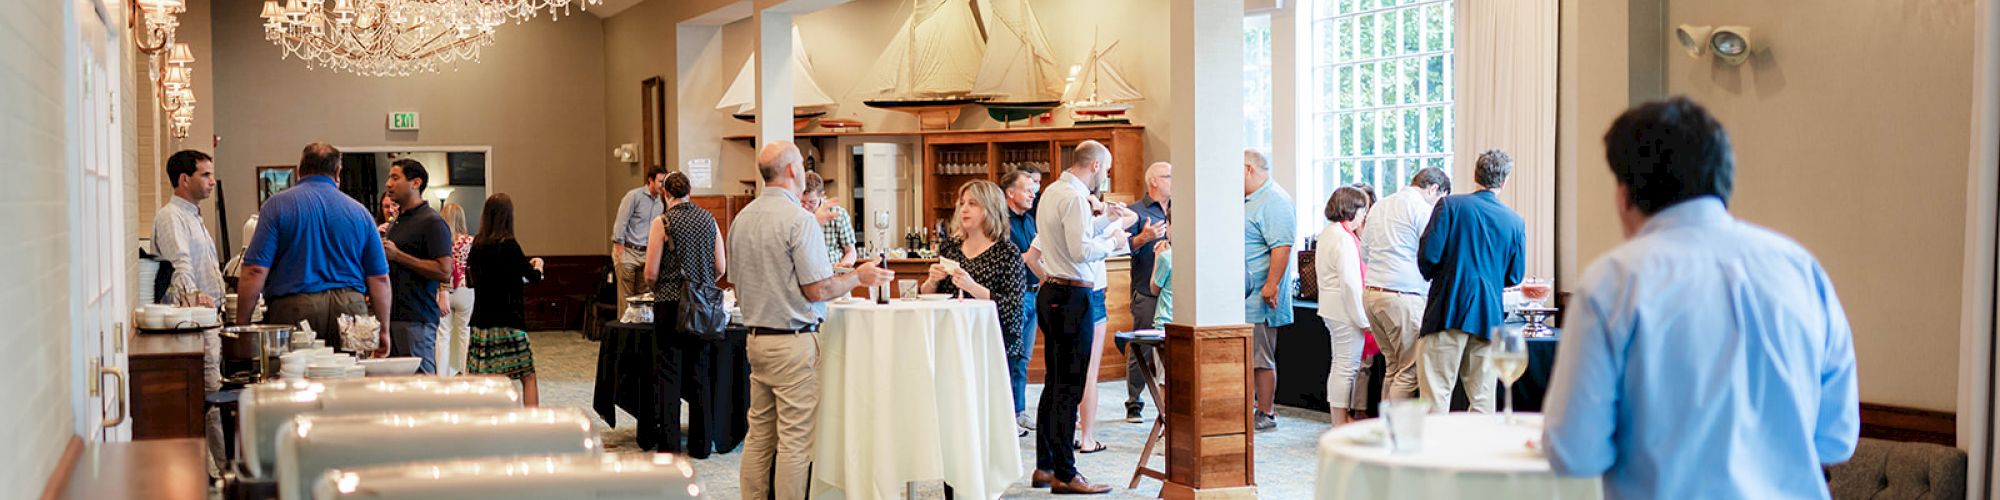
[99,366,127,429]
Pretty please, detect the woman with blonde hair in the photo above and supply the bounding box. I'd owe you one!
[437,201,475,376]
[922,181,1027,375]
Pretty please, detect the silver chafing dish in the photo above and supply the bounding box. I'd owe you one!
[239,376,522,480]
[276,407,602,500]
[312,453,701,499]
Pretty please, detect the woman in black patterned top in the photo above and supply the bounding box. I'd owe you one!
[642,171,727,457]
[922,180,1026,360]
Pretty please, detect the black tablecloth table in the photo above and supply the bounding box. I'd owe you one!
[1276,305,1562,415]
[593,321,751,453]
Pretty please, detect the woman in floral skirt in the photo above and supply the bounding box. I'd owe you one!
[466,193,543,405]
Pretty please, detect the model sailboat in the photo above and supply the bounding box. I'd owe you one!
[970,0,1063,126]
[1062,37,1145,125]
[854,0,988,129]
[716,26,834,131]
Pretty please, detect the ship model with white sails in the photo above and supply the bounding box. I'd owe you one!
[715,26,834,132]
[1063,35,1145,125]
[854,0,989,129]
[969,0,1063,126]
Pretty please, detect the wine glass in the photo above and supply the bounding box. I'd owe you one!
[1488,326,1530,424]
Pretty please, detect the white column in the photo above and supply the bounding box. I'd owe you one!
[1169,0,1246,327]
[754,10,794,145]
[1268,0,1314,242]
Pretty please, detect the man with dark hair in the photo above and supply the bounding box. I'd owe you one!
[236,143,392,358]
[153,150,223,306]
[1414,149,1525,414]
[612,165,669,310]
[1358,167,1452,403]
[801,172,857,267]
[1545,97,1857,499]
[381,158,454,373]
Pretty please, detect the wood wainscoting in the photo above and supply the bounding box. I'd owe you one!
[1860,403,1955,447]
[523,255,612,331]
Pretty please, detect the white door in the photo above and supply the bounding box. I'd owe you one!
[69,0,131,442]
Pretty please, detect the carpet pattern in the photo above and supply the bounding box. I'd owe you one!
[531,330,1329,499]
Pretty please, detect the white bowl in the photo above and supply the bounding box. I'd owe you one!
[358,357,422,376]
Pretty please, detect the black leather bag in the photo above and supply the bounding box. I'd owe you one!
[666,223,728,341]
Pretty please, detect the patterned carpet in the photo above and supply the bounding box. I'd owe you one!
[530,330,1330,499]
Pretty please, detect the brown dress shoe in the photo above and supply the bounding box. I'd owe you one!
[1031,470,1055,488]
[1051,474,1113,495]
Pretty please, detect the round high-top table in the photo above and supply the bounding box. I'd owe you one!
[810,298,1022,500]
[1315,413,1603,500]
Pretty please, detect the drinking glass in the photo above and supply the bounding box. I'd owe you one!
[898,279,919,299]
[1488,326,1530,424]
[1381,399,1428,453]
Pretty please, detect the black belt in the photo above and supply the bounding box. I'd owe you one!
[749,326,817,336]
[620,242,647,253]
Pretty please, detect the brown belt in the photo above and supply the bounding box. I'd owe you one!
[1365,286,1423,297]
[1043,277,1095,289]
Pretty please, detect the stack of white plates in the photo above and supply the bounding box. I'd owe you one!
[306,363,347,380]
[280,351,310,380]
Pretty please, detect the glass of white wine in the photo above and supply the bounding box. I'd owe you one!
[1489,326,1530,424]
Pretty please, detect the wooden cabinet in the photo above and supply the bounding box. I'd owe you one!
[920,125,1146,228]
[689,194,753,239]
[129,331,205,440]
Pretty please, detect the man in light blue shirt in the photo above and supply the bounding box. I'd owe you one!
[1242,149,1297,431]
[1543,97,1859,500]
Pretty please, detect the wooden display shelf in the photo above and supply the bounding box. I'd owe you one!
[917,125,1145,229]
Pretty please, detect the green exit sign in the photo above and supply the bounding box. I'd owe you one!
[387,112,420,131]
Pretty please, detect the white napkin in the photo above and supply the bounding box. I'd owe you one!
[337,314,382,354]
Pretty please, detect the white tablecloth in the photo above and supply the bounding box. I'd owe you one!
[810,299,1023,500]
[1315,413,1603,500]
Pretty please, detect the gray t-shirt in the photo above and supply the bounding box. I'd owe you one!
[727,188,835,330]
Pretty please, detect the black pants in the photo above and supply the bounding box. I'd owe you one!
[646,300,716,458]
[1034,284,1096,482]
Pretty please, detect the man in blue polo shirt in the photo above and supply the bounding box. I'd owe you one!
[1000,166,1042,434]
[235,143,392,356]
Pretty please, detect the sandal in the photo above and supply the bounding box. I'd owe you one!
[1074,440,1108,454]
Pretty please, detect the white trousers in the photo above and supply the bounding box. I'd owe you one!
[1323,317,1366,412]
[438,287,476,376]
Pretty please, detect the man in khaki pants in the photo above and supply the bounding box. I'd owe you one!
[611,165,668,309]
[1358,168,1451,401]
[728,142,892,500]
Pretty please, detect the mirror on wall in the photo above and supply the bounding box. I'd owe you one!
[338,147,492,234]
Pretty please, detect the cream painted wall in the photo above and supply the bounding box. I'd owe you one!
[210,4,608,256]
[1562,0,1975,412]
[1662,0,1973,412]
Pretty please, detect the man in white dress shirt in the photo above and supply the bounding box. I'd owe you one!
[153,150,224,306]
[1357,167,1450,401]
[1025,140,1129,495]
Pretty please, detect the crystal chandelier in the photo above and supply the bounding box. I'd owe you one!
[131,0,196,138]
[259,0,600,77]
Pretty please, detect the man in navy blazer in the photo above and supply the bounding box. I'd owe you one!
[1414,150,1526,413]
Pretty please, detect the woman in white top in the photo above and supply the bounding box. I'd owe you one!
[1316,185,1373,426]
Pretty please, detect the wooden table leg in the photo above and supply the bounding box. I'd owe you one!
[1131,344,1170,489]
